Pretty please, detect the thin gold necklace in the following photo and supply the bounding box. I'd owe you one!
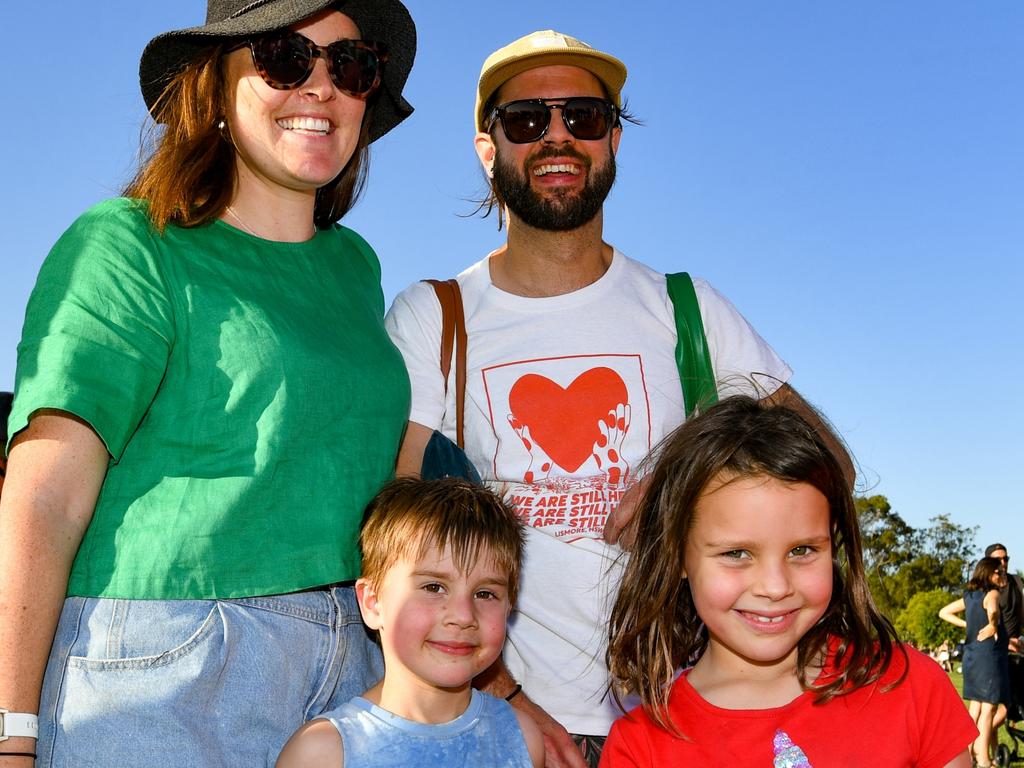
[225,206,315,240]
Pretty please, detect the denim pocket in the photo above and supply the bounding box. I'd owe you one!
[41,592,376,768]
[67,598,221,671]
[45,599,232,767]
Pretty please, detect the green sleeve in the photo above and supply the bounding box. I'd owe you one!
[10,200,174,460]
[337,225,385,316]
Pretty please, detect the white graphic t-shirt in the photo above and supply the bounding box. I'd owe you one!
[385,250,791,736]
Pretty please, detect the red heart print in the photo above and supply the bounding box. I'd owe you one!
[508,367,628,473]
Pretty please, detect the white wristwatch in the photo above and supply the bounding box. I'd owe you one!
[0,709,38,741]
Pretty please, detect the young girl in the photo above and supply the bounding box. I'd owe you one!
[939,557,1011,768]
[602,396,976,767]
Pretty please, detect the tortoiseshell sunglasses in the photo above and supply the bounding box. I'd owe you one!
[227,29,388,99]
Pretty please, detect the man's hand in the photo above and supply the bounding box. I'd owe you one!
[602,476,649,550]
[509,692,588,768]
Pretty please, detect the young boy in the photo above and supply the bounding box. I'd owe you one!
[277,478,544,767]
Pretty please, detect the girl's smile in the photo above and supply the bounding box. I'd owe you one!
[735,608,800,633]
[683,473,833,692]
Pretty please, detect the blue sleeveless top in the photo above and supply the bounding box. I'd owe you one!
[323,689,532,767]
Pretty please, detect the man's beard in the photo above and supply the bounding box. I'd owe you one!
[492,145,616,232]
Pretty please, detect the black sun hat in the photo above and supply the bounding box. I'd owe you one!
[139,0,415,143]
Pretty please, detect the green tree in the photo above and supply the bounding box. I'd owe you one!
[856,496,977,627]
[895,588,962,648]
[918,514,975,574]
[857,495,915,619]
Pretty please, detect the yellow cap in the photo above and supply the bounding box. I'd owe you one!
[475,30,627,131]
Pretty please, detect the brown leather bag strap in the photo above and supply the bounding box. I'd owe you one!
[424,280,455,388]
[422,279,467,448]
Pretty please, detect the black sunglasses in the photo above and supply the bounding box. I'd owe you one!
[227,30,387,99]
[487,97,618,144]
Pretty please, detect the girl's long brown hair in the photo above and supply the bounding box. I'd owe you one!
[124,44,372,233]
[606,396,902,734]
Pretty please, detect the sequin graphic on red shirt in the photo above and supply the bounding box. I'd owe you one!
[773,729,812,767]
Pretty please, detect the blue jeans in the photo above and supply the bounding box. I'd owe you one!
[38,587,382,767]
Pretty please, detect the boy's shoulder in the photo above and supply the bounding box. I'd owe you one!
[277,691,541,767]
[275,717,344,768]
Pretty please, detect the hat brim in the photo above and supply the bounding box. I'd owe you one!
[139,0,415,143]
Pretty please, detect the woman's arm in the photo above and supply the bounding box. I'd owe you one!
[977,589,1000,642]
[938,598,967,628]
[394,421,432,477]
[0,413,108,762]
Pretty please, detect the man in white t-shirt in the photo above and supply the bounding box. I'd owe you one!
[385,30,853,768]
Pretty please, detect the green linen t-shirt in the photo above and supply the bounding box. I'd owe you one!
[9,198,410,599]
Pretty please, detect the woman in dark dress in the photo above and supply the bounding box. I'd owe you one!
[941,557,1011,768]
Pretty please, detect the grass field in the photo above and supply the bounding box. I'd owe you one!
[946,667,1019,760]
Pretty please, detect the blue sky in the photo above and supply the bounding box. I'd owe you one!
[2,2,1021,565]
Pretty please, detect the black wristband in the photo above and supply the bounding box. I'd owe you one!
[0,753,37,759]
[505,683,523,702]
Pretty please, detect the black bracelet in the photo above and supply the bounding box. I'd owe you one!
[0,753,37,759]
[505,684,523,702]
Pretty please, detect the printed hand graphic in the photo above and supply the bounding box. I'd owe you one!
[508,415,554,484]
[592,403,630,484]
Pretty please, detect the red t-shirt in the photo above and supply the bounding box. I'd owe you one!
[601,644,976,767]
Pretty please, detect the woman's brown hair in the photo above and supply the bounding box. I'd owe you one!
[124,44,372,233]
[967,557,1004,593]
[606,395,902,734]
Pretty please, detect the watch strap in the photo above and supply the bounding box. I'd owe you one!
[0,711,38,741]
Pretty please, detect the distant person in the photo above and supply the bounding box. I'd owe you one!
[277,479,544,768]
[0,0,417,764]
[940,557,1012,768]
[0,391,11,497]
[938,639,954,673]
[384,29,853,767]
[984,543,1023,650]
[984,543,1024,732]
[602,396,975,767]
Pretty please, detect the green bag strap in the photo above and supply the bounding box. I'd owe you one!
[666,272,718,418]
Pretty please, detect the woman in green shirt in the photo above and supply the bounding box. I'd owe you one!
[0,1,414,765]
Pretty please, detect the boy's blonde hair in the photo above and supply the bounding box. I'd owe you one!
[360,478,525,602]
